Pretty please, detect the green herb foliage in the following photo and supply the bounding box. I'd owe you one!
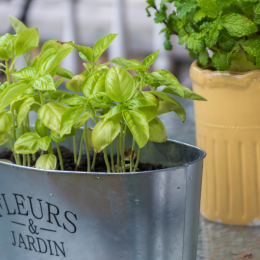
[146,0,260,72]
[0,16,206,172]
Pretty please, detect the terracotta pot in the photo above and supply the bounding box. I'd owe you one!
[190,60,260,225]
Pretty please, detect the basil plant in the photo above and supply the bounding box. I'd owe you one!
[0,16,206,172]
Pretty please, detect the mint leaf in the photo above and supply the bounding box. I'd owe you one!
[212,50,231,71]
[197,0,222,18]
[189,50,197,59]
[218,29,236,51]
[223,14,257,37]
[146,0,156,7]
[154,5,167,23]
[201,19,223,48]
[186,32,205,52]
[242,2,254,17]
[163,37,172,50]
[229,49,258,72]
[254,2,260,24]
[161,0,174,5]
[216,0,232,7]
[256,50,260,67]
[198,49,209,66]
[193,9,207,22]
[177,3,198,19]
[243,36,260,56]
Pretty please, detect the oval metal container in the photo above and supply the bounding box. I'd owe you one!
[0,133,206,260]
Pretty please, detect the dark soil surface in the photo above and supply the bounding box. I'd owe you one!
[0,147,165,172]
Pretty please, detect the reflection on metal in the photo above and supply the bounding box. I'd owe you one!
[0,133,205,260]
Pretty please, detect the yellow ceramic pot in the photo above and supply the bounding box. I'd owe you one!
[190,61,260,226]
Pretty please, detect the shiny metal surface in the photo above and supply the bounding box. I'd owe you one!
[0,134,205,260]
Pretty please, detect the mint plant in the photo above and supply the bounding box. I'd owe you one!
[146,0,260,72]
[0,16,206,172]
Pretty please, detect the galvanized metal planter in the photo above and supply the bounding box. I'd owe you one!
[0,133,205,260]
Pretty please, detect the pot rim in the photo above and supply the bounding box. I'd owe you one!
[191,60,260,76]
[0,139,206,176]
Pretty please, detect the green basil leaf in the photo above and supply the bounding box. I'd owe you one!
[61,95,87,106]
[14,132,41,154]
[38,102,68,134]
[157,101,186,122]
[32,75,56,91]
[105,104,125,119]
[66,75,86,93]
[93,33,118,58]
[0,110,12,136]
[223,14,257,37]
[111,57,140,68]
[0,83,30,111]
[151,69,184,97]
[12,67,36,81]
[88,92,107,101]
[60,106,84,137]
[163,86,207,101]
[38,47,73,76]
[50,131,68,143]
[123,109,149,148]
[55,78,65,89]
[105,66,135,103]
[133,76,141,89]
[35,154,57,170]
[35,119,49,137]
[74,111,93,129]
[137,92,159,122]
[14,28,39,57]
[91,100,115,109]
[10,90,35,111]
[126,98,156,109]
[17,97,40,126]
[40,40,73,54]
[125,65,146,71]
[9,15,27,34]
[69,42,93,61]
[79,52,90,62]
[142,50,160,68]
[83,127,93,148]
[92,118,121,152]
[39,136,52,151]
[82,71,106,97]
[0,135,8,146]
[149,117,167,143]
[56,67,73,79]
[149,91,182,104]
[43,90,72,100]
[0,33,15,60]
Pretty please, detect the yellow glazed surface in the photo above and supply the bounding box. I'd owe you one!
[190,61,260,225]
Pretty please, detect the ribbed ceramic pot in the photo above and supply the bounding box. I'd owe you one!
[190,60,260,225]
[0,132,205,260]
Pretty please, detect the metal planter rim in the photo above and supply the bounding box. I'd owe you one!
[0,139,206,175]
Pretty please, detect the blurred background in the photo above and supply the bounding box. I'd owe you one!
[0,0,196,145]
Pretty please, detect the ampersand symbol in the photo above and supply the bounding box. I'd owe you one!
[28,219,39,235]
